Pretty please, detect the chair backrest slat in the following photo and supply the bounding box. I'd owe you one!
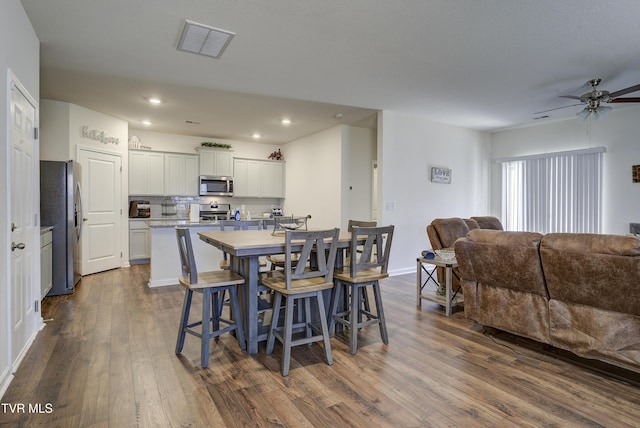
[350,225,394,278]
[284,228,340,289]
[176,227,198,284]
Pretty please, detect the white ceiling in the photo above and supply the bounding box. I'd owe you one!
[20,0,640,144]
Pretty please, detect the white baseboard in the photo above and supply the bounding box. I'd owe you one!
[0,366,13,400]
[389,267,416,276]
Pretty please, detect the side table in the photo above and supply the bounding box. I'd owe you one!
[416,256,463,316]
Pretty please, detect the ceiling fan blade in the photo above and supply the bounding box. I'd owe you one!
[611,97,640,103]
[559,95,583,100]
[534,103,583,115]
[608,83,640,98]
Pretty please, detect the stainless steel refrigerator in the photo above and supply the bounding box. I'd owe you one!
[40,160,83,295]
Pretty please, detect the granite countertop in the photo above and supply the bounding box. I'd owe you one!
[146,219,221,228]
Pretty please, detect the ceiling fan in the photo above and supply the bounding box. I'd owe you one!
[536,78,640,120]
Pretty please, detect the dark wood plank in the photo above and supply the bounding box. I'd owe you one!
[3,264,640,427]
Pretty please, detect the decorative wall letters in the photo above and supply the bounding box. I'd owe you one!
[81,126,120,145]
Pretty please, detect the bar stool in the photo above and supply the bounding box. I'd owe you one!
[175,227,246,368]
[219,220,266,270]
[329,225,394,354]
[259,228,340,376]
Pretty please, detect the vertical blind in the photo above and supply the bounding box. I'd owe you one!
[498,147,605,234]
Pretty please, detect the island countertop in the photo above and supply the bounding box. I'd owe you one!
[145,219,221,228]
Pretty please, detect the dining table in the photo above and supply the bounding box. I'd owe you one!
[198,228,356,354]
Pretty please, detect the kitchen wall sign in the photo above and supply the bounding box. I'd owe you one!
[81,126,120,145]
[430,166,451,184]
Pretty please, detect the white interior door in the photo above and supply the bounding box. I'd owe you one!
[9,76,39,365]
[79,148,122,275]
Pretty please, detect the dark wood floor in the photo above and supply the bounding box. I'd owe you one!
[2,265,640,427]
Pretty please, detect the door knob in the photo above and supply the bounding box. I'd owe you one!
[83,218,88,222]
[11,242,25,251]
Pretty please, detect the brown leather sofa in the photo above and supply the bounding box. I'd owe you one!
[426,216,503,292]
[454,229,640,373]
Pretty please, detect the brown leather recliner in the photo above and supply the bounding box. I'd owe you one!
[470,216,504,230]
[426,218,473,292]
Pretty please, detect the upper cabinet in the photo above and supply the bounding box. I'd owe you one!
[129,150,198,196]
[261,161,285,198]
[199,149,233,177]
[164,153,199,196]
[129,150,165,195]
[234,158,285,198]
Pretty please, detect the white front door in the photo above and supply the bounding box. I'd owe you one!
[9,76,40,365]
[79,148,123,275]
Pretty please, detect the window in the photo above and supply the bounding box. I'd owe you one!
[498,147,605,234]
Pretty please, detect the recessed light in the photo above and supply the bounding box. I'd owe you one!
[281,118,291,125]
[148,97,162,105]
[142,120,152,126]
[252,132,261,139]
[335,113,344,119]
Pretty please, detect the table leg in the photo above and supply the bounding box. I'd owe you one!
[232,256,260,355]
[416,258,422,308]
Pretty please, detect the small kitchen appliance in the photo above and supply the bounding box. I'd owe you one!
[199,175,233,196]
[129,200,151,218]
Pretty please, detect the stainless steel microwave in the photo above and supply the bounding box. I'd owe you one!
[199,175,233,196]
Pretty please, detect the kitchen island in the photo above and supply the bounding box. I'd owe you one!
[146,219,224,287]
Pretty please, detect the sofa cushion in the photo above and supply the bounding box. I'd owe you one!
[540,233,640,316]
[455,229,547,297]
[431,217,470,248]
[470,216,504,230]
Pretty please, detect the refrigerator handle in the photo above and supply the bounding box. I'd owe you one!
[76,181,84,241]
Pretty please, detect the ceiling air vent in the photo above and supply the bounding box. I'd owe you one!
[177,20,235,59]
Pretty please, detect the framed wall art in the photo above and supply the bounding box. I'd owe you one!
[430,166,451,184]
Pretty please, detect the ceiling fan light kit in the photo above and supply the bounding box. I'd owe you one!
[537,77,640,120]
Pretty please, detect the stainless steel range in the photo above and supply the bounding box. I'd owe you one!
[199,203,231,221]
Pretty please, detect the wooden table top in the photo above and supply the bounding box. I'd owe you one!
[198,229,353,257]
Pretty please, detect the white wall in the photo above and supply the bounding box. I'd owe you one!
[282,126,343,229]
[378,110,491,274]
[490,106,640,235]
[41,100,129,159]
[39,100,70,161]
[341,126,377,227]
[1,0,40,398]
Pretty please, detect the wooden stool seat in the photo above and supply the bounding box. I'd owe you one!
[266,253,300,270]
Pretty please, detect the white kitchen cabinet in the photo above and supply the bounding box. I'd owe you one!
[129,220,150,263]
[40,229,53,299]
[129,150,165,195]
[261,160,285,198]
[199,149,233,177]
[164,153,199,196]
[233,158,285,198]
